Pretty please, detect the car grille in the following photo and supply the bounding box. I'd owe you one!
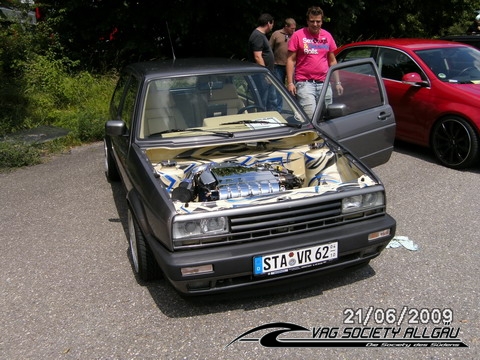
[174,199,385,249]
[230,199,343,240]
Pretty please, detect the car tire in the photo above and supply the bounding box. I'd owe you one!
[104,139,120,182]
[431,116,479,169]
[128,209,162,282]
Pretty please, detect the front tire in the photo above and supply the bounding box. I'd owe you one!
[431,116,479,169]
[128,209,161,281]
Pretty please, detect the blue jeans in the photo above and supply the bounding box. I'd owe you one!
[254,74,278,111]
[273,65,286,111]
[296,81,333,119]
[274,65,286,84]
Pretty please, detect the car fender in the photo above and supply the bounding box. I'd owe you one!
[127,188,150,237]
[427,93,480,135]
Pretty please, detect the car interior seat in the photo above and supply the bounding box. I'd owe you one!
[378,51,403,81]
[142,89,187,137]
[205,83,244,117]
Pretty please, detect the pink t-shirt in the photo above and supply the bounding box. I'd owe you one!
[288,27,337,81]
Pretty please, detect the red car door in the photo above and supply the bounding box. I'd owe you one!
[377,48,435,146]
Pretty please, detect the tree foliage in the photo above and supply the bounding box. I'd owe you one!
[0,0,115,137]
[29,0,480,70]
[1,0,479,166]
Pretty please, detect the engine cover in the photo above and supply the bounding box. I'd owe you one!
[172,162,302,203]
[203,164,280,201]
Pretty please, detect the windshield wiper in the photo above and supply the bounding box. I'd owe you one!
[149,128,233,138]
[220,120,302,128]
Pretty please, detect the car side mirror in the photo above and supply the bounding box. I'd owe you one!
[402,72,428,87]
[105,120,127,136]
[324,103,348,120]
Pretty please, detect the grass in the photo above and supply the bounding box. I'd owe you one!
[0,54,117,170]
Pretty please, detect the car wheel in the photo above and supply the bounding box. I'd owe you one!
[104,139,120,182]
[431,116,479,169]
[128,209,161,281]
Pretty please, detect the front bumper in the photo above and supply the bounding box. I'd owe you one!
[147,215,396,295]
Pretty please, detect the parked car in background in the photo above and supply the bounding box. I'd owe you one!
[441,35,480,50]
[104,58,396,295]
[336,38,480,169]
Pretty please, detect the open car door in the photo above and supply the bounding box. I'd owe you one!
[312,58,396,168]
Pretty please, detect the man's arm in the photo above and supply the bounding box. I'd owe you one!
[327,52,337,67]
[328,52,343,95]
[286,51,297,95]
[253,50,265,66]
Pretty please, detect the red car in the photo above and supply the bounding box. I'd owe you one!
[335,38,480,169]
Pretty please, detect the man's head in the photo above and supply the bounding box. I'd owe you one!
[283,18,297,36]
[258,13,274,32]
[306,6,324,35]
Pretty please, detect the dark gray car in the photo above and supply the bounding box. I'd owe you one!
[104,58,396,295]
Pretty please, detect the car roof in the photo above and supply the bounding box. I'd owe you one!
[338,38,470,51]
[125,58,267,79]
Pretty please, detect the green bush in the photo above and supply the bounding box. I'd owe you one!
[76,108,108,142]
[0,141,42,169]
[20,54,116,134]
[0,35,117,166]
[0,51,117,167]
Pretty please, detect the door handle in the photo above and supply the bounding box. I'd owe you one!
[377,112,391,121]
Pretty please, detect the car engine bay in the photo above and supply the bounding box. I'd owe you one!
[146,132,377,213]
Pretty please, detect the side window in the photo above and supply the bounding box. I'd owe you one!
[111,74,129,117]
[329,62,383,116]
[378,49,425,81]
[337,47,375,63]
[121,77,140,130]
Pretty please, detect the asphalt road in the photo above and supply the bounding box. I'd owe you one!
[1,141,479,360]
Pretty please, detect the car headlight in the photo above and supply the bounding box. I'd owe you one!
[173,216,229,240]
[342,191,384,213]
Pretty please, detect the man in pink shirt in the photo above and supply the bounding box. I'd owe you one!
[286,6,343,118]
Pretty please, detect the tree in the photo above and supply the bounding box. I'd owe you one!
[350,0,480,41]
[8,0,480,70]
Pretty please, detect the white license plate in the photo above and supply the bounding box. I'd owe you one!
[253,242,338,276]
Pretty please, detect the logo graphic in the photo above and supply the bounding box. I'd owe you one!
[226,322,468,348]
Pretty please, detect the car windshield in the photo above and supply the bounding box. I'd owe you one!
[415,46,480,83]
[138,72,307,139]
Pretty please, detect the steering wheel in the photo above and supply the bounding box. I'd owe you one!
[237,105,265,114]
[457,67,476,77]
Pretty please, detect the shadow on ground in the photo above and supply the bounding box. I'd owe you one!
[393,140,480,173]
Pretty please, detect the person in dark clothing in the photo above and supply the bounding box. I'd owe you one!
[248,13,277,110]
[466,14,480,34]
[248,13,275,71]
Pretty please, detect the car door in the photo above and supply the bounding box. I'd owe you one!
[109,72,141,184]
[375,48,433,145]
[313,58,396,168]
